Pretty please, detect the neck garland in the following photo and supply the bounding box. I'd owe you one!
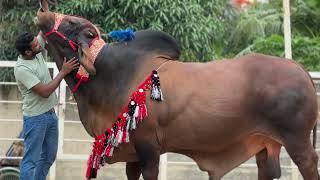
[86,70,164,179]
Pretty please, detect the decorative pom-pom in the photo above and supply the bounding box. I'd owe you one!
[108,28,135,42]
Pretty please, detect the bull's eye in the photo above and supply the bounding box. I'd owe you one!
[69,20,75,25]
[88,31,94,37]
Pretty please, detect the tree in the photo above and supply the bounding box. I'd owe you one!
[227,0,320,70]
[1,0,319,79]
[291,0,320,37]
[237,35,320,71]
[0,0,231,62]
[54,0,232,61]
[224,0,320,52]
[0,0,232,81]
[0,0,42,82]
[224,6,282,55]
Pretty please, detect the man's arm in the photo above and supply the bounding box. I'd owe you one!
[32,57,79,98]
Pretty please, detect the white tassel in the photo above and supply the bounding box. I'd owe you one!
[126,117,131,131]
[108,134,114,144]
[131,118,137,130]
[93,155,97,168]
[100,154,105,165]
[125,132,130,143]
[126,115,136,130]
[134,105,139,118]
[113,130,123,147]
[151,84,161,99]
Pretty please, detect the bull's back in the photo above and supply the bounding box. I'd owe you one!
[159,53,317,151]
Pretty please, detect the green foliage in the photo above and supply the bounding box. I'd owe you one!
[225,0,320,56]
[0,0,232,63]
[292,36,320,70]
[0,2,38,61]
[225,3,283,55]
[55,0,229,61]
[237,35,320,71]
[0,0,40,82]
[233,0,320,71]
[291,0,320,37]
[0,0,230,81]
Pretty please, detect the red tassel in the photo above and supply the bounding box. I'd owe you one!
[86,154,94,178]
[105,144,113,157]
[125,132,130,142]
[72,78,83,93]
[114,128,123,146]
[72,74,89,93]
[108,147,114,157]
[138,104,147,121]
[122,127,130,143]
[86,154,98,178]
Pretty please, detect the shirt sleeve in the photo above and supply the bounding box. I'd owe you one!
[15,66,40,90]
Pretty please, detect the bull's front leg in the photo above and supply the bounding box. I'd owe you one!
[135,141,160,180]
[126,161,142,180]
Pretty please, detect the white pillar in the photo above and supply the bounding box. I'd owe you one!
[283,1,299,179]
[49,65,61,180]
[283,0,292,59]
[49,65,67,180]
[159,153,168,180]
[57,79,66,156]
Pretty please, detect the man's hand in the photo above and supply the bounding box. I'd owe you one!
[61,57,79,76]
[31,57,79,98]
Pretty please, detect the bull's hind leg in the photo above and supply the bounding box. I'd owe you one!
[126,162,142,180]
[208,174,221,180]
[284,138,319,180]
[256,149,273,180]
[256,145,281,180]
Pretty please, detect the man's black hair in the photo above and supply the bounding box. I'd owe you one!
[15,32,34,56]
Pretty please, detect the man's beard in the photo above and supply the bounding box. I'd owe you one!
[31,49,42,57]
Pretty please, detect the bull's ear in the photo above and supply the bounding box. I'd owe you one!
[40,0,49,12]
[78,42,96,75]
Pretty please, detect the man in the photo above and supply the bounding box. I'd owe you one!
[14,32,79,180]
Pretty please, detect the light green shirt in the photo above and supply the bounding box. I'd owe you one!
[14,36,58,116]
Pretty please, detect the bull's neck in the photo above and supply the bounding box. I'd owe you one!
[65,46,167,137]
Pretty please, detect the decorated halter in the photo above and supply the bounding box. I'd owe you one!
[44,13,106,93]
[44,13,79,51]
[71,37,105,93]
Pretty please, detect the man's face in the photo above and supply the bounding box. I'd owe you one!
[27,37,43,56]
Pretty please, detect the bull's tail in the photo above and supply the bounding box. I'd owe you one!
[313,122,317,149]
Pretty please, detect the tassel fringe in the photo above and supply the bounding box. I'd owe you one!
[151,70,164,101]
[86,70,163,179]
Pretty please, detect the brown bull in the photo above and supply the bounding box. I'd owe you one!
[36,2,319,180]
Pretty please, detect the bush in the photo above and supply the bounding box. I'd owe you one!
[238,34,320,71]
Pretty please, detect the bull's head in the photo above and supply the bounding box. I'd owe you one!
[36,0,102,75]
